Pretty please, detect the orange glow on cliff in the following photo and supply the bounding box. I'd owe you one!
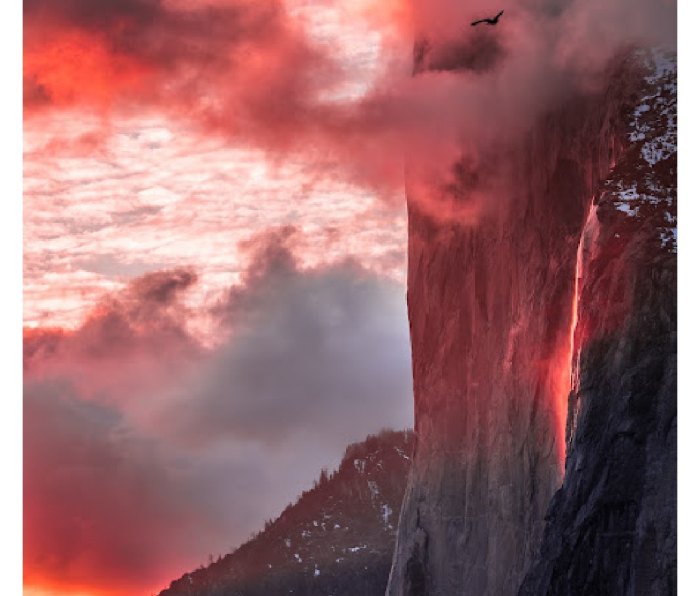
[557,251,582,467]
[552,341,573,468]
[554,200,598,468]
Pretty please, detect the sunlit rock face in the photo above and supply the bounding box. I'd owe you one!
[519,49,676,596]
[387,50,670,595]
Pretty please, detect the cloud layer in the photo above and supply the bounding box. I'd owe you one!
[23,112,409,332]
[24,230,413,595]
[164,227,413,447]
[24,0,677,218]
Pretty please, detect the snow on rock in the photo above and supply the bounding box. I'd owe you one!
[630,47,677,167]
[347,545,367,553]
[380,503,392,526]
[605,48,676,252]
[367,480,379,500]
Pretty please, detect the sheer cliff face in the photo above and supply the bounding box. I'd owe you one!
[387,50,674,596]
[519,49,676,596]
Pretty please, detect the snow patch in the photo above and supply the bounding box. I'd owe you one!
[629,48,677,167]
[367,480,379,500]
[608,49,677,252]
[346,545,368,554]
[381,503,392,526]
[615,202,639,217]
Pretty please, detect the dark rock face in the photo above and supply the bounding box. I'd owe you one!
[387,49,675,596]
[519,48,677,596]
[159,430,413,596]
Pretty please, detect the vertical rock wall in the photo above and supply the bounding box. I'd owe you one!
[387,55,646,596]
[518,49,677,596]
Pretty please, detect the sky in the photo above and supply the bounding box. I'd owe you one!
[22,1,676,595]
[23,2,415,594]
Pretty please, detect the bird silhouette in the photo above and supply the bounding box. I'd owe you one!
[471,10,504,26]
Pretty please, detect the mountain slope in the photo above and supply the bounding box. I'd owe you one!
[159,430,413,596]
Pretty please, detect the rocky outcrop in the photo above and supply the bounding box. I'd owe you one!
[387,49,674,596]
[518,48,676,596]
[159,430,413,596]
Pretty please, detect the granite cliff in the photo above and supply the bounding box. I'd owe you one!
[518,48,676,596]
[387,48,676,596]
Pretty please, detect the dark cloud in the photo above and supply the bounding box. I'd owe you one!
[130,267,196,305]
[414,31,507,75]
[163,228,413,447]
[23,229,412,593]
[23,0,335,160]
[23,0,282,68]
[24,267,201,386]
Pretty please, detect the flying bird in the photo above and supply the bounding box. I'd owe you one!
[471,10,504,26]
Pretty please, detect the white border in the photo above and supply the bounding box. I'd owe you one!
[0,0,23,593]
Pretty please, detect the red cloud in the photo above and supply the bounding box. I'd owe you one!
[24,0,676,207]
[24,28,153,110]
[23,0,334,117]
